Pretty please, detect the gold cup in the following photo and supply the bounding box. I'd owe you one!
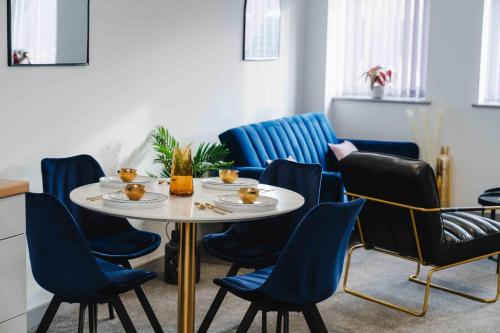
[124,184,146,201]
[238,187,260,204]
[118,168,137,182]
[219,169,239,184]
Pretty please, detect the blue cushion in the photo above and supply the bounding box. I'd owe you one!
[89,231,162,260]
[203,231,281,267]
[96,258,156,294]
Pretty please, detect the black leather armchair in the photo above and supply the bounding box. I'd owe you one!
[339,152,500,317]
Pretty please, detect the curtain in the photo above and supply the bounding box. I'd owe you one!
[479,0,500,104]
[330,0,430,98]
[11,0,58,64]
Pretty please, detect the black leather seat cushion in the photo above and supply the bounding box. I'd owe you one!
[442,212,500,243]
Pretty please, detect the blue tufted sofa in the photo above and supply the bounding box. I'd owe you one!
[219,112,419,202]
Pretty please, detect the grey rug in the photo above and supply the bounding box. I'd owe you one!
[29,250,500,332]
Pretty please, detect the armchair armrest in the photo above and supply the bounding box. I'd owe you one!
[232,166,265,180]
[340,138,419,159]
[441,206,500,213]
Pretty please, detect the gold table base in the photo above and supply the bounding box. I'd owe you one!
[178,223,197,333]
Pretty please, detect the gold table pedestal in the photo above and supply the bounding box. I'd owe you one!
[178,223,197,333]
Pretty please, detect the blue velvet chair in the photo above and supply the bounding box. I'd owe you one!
[26,193,163,333]
[41,154,162,319]
[214,199,365,333]
[198,160,322,332]
[219,112,419,202]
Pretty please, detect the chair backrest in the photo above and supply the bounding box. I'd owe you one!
[340,152,444,264]
[231,159,322,247]
[260,199,365,304]
[26,193,110,299]
[41,154,130,237]
[219,112,338,169]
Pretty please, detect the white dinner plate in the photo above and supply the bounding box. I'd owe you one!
[200,177,259,191]
[214,195,278,212]
[103,192,168,209]
[99,176,157,189]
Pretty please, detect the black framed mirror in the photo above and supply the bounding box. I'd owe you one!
[243,0,281,61]
[7,0,89,66]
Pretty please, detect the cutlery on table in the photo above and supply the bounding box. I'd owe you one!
[204,203,233,214]
[87,191,122,201]
[194,202,226,215]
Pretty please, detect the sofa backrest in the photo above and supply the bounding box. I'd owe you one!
[219,112,338,169]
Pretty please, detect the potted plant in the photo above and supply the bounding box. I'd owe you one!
[151,125,234,179]
[363,66,393,99]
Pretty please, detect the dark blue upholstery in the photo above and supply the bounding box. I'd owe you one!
[214,199,365,331]
[26,193,156,302]
[219,112,419,202]
[41,155,161,261]
[203,160,322,268]
[216,200,364,304]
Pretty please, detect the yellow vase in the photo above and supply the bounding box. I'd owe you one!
[170,147,194,197]
[436,145,451,207]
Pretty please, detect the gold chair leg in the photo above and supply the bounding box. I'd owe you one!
[409,257,500,303]
[343,246,500,317]
[343,244,431,316]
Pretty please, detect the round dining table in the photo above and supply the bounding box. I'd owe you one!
[70,178,305,333]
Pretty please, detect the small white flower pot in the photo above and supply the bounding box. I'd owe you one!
[371,86,385,99]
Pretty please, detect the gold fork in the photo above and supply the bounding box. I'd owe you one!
[194,202,226,215]
[87,191,122,201]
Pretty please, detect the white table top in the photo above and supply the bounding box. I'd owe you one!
[70,179,304,224]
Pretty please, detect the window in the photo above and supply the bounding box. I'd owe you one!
[478,0,500,105]
[330,0,430,99]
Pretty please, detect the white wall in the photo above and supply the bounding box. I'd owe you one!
[303,0,500,206]
[0,0,306,310]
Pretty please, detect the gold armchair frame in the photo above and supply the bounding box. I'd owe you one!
[343,192,500,317]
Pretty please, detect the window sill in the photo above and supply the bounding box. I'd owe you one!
[472,103,500,109]
[333,96,431,105]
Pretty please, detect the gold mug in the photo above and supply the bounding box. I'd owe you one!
[238,187,260,204]
[124,184,145,201]
[219,169,239,184]
[118,168,137,182]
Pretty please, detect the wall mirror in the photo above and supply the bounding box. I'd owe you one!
[244,0,281,61]
[7,0,89,66]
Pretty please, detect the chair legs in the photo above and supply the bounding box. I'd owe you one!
[88,303,98,333]
[236,303,260,333]
[108,302,115,319]
[78,303,87,333]
[302,306,327,333]
[276,312,282,333]
[134,286,164,333]
[234,303,326,333]
[262,311,267,333]
[110,295,138,333]
[198,264,240,333]
[35,296,62,333]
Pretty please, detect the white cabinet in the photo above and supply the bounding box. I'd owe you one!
[0,191,27,332]
[0,235,26,324]
[0,195,25,241]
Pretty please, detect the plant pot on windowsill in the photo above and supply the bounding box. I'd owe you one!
[371,85,385,99]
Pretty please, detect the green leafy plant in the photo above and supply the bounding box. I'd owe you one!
[152,126,233,178]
